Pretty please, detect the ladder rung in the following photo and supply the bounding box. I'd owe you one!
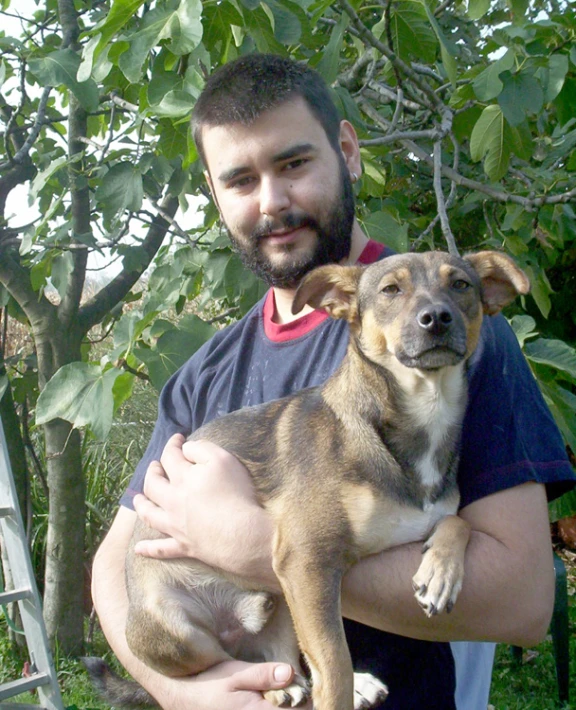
[0,673,50,700]
[0,587,32,605]
[0,505,14,517]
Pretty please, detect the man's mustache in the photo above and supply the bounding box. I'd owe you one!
[252,213,319,241]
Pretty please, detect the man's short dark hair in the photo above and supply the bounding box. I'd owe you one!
[191,54,342,167]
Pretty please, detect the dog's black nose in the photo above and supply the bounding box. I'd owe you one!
[417,305,453,334]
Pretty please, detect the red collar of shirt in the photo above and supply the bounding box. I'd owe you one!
[263,240,386,343]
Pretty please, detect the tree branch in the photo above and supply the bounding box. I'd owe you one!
[78,195,179,332]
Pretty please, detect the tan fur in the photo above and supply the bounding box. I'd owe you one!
[120,250,529,710]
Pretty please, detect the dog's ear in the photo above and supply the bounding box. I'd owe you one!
[464,251,530,315]
[292,265,363,322]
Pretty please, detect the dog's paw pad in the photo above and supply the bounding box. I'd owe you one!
[353,672,389,709]
[264,680,310,708]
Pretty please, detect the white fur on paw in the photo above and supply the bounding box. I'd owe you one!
[235,592,276,634]
[353,672,389,709]
[412,549,464,617]
[264,679,310,708]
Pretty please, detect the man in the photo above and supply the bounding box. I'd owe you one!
[92,54,575,710]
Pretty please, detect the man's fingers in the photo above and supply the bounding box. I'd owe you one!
[133,536,188,559]
[158,433,187,477]
[228,663,294,692]
[133,492,171,533]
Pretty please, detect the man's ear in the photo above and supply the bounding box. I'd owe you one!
[292,265,363,322]
[464,251,530,315]
[339,120,362,178]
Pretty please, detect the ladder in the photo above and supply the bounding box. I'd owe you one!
[0,418,64,710]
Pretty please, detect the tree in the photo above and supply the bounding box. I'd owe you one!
[0,0,574,654]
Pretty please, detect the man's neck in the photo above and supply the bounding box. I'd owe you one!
[272,225,369,325]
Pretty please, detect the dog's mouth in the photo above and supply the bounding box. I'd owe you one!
[396,344,467,371]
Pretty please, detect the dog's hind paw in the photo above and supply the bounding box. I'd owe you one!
[353,672,389,709]
[263,677,310,707]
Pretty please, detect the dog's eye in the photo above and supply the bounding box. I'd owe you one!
[452,279,471,291]
[381,284,400,295]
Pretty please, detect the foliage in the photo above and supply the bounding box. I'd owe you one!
[0,0,575,652]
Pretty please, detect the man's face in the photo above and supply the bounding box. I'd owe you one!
[201,98,355,288]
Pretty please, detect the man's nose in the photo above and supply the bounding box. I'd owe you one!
[259,176,291,217]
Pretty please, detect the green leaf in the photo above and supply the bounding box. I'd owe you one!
[118,0,202,83]
[472,50,515,101]
[536,380,576,462]
[265,0,302,44]
[424,3,457,85]
[95,162,143,218]
[30,156,67,201]
[136,315,215,389]
[389,0,437,63]
[50,252,74,300]
[467,0,490,20]
[88,0,147,60]
[470,105,510,181]
[152,89,197,117]
[315,13,348,83]
[549,489,576,523]
[524,338,576,381]
[361,211,409,253]
[508,314,536,346]
[36,363,121,440]
[498,71,544,126]
[202,1,244,50]
[168,0,204,55]
[28,50,100,112]
[536,53,569,103]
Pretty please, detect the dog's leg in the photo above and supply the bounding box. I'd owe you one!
[411,514,471,616]
[271,523,354,710]
[244,598,310,708]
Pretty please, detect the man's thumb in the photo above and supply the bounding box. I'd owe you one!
[230,663,294,691]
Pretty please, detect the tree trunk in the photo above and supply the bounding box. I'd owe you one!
[42,417,85,654]
[35,319,86,654]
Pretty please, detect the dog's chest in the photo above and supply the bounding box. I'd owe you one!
[343,482,460,556]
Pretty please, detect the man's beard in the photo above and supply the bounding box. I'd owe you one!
[225,165,355,289]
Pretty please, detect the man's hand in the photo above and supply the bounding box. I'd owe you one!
[133,434,277,588]
[154,660,312,710]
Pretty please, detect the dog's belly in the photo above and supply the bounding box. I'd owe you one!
[342,483,460,556]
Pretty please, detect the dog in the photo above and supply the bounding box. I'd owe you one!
[88,250,529,710]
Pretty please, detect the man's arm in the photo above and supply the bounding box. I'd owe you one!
[341,481,555,646]
[91,505,301,710]
[135,437,556,648]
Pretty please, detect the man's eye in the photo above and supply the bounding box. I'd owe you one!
[381,284,400,295]
[452,279,471,291]
[285,158,308,170]
[229,176,255,189]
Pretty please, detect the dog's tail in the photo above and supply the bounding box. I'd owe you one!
[81,656,159,709]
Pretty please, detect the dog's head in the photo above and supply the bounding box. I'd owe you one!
[292,251,530,372]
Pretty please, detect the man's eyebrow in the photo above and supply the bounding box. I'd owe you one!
[217,143,317,184]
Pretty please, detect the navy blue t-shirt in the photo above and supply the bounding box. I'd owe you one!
[121,243,575,708]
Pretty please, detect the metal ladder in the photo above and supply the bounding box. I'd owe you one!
[0,418,63,710]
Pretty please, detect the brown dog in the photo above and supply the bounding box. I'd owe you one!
[92,250,529,710]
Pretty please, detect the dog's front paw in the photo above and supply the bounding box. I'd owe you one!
[263,676,310,708]
[353,672,389,709]
[411,544,464,617]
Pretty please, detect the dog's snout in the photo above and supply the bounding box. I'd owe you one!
[417,304,453,334]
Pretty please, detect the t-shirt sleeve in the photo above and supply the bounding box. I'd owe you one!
[458,314,575,509]
[119,362,196,510]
